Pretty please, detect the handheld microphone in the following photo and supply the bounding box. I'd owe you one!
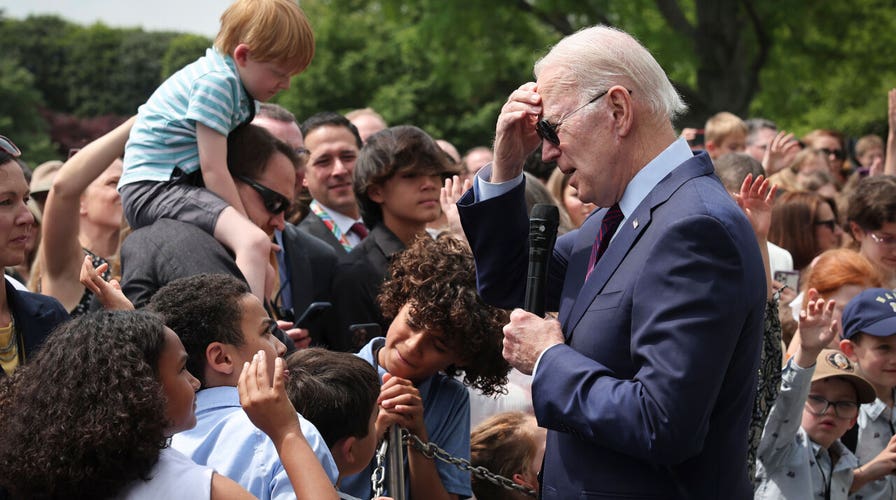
[524,204,560,317]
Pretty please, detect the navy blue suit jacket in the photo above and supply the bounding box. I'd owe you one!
[458,153,765,499]
[1,279,70,379]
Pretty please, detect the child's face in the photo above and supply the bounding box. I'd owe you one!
[159,327,201,436]
[858,147,884,168]
[230,294,287,381]
[801,377,859,449]
[368,170,443,230]
[844,334,896,396]
[855,222,896,276]
[236,51,295,102]
[379,303,459,382]
[708,132,746,158]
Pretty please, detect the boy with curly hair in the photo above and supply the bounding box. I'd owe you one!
[120,0,314,302]
[339,235,510,500]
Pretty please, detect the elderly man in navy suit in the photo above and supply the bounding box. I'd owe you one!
[458,26,765,499]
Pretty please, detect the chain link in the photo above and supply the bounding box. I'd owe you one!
[371,438,388,498]
[401,429,537,498]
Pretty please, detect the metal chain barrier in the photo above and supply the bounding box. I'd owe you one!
[401,428,537,498]
[371,438,388,498]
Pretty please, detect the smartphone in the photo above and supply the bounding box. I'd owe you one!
[773,270,800,291]
[294,301,332,329]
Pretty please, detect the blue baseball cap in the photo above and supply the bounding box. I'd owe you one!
[841,288,896,340]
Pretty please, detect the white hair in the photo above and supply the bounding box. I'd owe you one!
[534,25,687,121]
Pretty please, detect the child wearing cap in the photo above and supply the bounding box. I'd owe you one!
[839,288,896,499]
[755,294,880,499]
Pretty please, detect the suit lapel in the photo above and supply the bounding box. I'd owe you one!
[559,154,715,338]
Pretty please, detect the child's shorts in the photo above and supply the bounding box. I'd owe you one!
[119,169,229,235]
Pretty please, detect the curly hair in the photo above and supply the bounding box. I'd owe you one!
[0,311,169,499]
[378,234,510,396]
[149,273,249,388]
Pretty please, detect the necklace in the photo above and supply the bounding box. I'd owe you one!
[0,314,17,362]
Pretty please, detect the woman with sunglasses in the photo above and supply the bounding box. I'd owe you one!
[31,117,134,317]
[0,135,69,378]
[769,191,844,275]
[802,129,849,186]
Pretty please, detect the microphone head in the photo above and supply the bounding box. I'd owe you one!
[530,203,559,223]
[529,204,560,248]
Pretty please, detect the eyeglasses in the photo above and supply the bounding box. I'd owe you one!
[805,394,859,419]
[869,232,896,249]
[819,148,845,161]
[235,175,291,215]
[535,89,611,146]
[0,136,21,158]
[814,219,837,232]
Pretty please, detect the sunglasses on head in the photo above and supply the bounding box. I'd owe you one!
[0,136,22,158]
[235,175,291,215]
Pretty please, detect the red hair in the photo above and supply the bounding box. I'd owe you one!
[801,248,882,308]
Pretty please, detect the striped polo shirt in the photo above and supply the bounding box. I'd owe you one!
[120,47,257,187]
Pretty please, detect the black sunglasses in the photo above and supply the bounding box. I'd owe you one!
[814,219,837,232]
[819,147,845,161]
[535,88,632,146]
[235,175,291,215]
[0,135,22,158]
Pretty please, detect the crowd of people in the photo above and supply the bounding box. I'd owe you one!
[1,0,896,499]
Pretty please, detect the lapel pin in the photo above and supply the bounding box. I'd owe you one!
[632,219,639,229]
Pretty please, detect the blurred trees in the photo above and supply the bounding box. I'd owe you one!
[0,1,893,162]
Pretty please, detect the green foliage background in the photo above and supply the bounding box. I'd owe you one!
[0,0,893,164]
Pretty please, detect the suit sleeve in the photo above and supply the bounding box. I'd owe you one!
[532,214,761,465]
[458,179,568,312]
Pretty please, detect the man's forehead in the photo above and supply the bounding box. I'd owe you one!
[536,69,580,106]
[305,125,359,150]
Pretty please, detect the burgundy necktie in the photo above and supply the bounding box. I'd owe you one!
[350,221,369,240]
[586,204,623,279]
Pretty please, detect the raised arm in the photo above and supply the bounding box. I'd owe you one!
[238,351,338,500]
[39,116,134,300]
[885,89,896,176]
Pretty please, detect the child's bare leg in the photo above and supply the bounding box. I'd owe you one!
[214,207,272,301]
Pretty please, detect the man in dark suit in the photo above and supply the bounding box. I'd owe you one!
[457,26,765,499]
[121,125,339,348]
[297,112,367,255]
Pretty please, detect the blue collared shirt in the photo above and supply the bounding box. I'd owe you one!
[340,337,473,499]
[170,386,339,500]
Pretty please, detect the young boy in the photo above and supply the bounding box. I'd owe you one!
[284,348,381,491]
[847,177,896,289]
[330,125,458,348]
[704,111,747,159]
[839,288,896,498]
[339,235,511,499]
[150,274,340,499]
[120,0,314,301]
[755,295,878,498]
